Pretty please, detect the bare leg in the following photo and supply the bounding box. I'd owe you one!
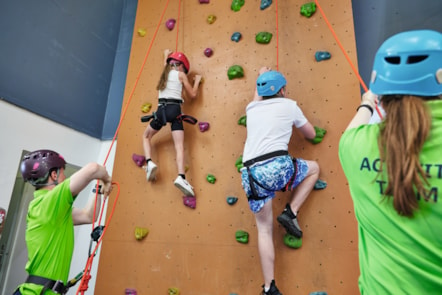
[171,130,185,174]
[143,125,159,160]
[289,160,320,213]
[255,200,275,290]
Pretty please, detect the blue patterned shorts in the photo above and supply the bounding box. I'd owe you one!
[241,155,309,213]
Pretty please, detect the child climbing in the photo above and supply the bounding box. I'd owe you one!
[142,49,202,196]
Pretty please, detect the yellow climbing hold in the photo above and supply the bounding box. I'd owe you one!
[135,227,149,240]
[137,28,147,37]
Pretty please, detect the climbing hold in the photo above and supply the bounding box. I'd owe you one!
[198,122,210,132]
[235,230,249,244]
[260,0,272,10]
[309,292,328,295]
[132,153,145,167]
[204,48,213,57]
[199,0,210,3]
[183,196,196,209]
[206,174,216,184]
[314,179,327,190]
[255,32,273,44]
[231,0,245,12]
[137,28,147,37]
[135,227,149,240]
[166,18,176,30]
[125,288,137,295]
[231,32,242,42]
[315,51,331,62]
[227,196,238,205]
[227,65,244,80]
[168,287,180,295]
[284,233,302,249]
[235,155,243,172]
[300,2,316,17]
[141,102,152,113]
[309,126,327,144]
[207,14,216,24]
[238,115,246,126]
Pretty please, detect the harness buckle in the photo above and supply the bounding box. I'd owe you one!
[52,280,67,294]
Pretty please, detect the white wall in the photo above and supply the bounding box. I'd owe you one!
[0,99,116,294]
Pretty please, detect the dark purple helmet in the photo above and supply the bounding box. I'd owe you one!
[20,150,66,185]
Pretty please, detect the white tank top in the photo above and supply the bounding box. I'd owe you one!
[158,70,183,101]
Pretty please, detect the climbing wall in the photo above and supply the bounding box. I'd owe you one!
[95,0,362,294]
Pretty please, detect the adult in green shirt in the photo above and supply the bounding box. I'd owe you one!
[13,149,112,295]
[339,30,442,294]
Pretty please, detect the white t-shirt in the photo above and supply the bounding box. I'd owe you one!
[242,98,308,162]
[158,69,183,101]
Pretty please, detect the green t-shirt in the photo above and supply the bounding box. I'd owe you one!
[339,100,442,294]
[18,179,75,295]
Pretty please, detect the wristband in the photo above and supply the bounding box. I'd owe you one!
[356,104,374,116]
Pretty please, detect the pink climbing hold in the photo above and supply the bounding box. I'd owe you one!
[132,153,145,167]
[166,19,176,30]
[204,48,213,57]
[198,122,210,132]
[183,196,196,209]
[199,0,210,3]
[125,288,137,295]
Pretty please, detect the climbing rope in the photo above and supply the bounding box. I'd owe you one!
[314,0,383,119]
[275,0,279,71]
[175,0,182,52]
[75,0,172,294]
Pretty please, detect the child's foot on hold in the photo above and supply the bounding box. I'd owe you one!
[145,161,157,181]
[261,280,282,295]
[174,175,194,196]
[276,204,303,238]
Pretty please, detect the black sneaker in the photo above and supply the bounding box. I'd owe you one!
[261,280,282,295]
[277,204,303,238]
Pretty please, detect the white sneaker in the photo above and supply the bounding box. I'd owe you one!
[174,176,194,196]
[145,161,157,181]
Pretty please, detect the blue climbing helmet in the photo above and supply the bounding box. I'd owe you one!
[256,71,287,96]
[370,29,442,96]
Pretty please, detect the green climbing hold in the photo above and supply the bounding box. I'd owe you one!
[235,155,243,172]
[314,179,327,190]
[284,233,302,249]
[227,196,238,205]
[255,32,273,44]
[228,65,244,80]
[300,2,316,17]
[206,174,216,184]
[231,0,245,12]
[238,115,247,126]
[309,126,327,144]
[235,230,249,244]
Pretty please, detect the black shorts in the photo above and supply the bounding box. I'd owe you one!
[150,104,184,131]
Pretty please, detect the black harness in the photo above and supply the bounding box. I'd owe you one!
[243,150,297,200]
[140,98,197,126]
[23,275,70,295]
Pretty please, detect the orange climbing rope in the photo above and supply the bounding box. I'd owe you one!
[75,0,172,294]
[314,0,383,119]
[175,0,182,52]
[275,0,279,71]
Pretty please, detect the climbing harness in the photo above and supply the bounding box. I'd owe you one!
[140,98,197,126]
[243,151,298,200]
[23,272,83,295]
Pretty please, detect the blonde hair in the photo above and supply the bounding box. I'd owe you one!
[377,95,432,216]
[156,64,172,91]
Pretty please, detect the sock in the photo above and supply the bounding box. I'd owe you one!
[179,174,186,179]
[264,286,270,292]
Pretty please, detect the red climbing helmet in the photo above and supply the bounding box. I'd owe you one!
[20,149,66,185]
[167,52,190,73]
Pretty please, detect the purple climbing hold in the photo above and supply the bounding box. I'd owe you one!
[166,18,176,30]
[199,0,210,3]
[204,48,213,57]
[125,289,137,295]
[132,153,145,167]
[183,196,196,209]
[199,122,210,132]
